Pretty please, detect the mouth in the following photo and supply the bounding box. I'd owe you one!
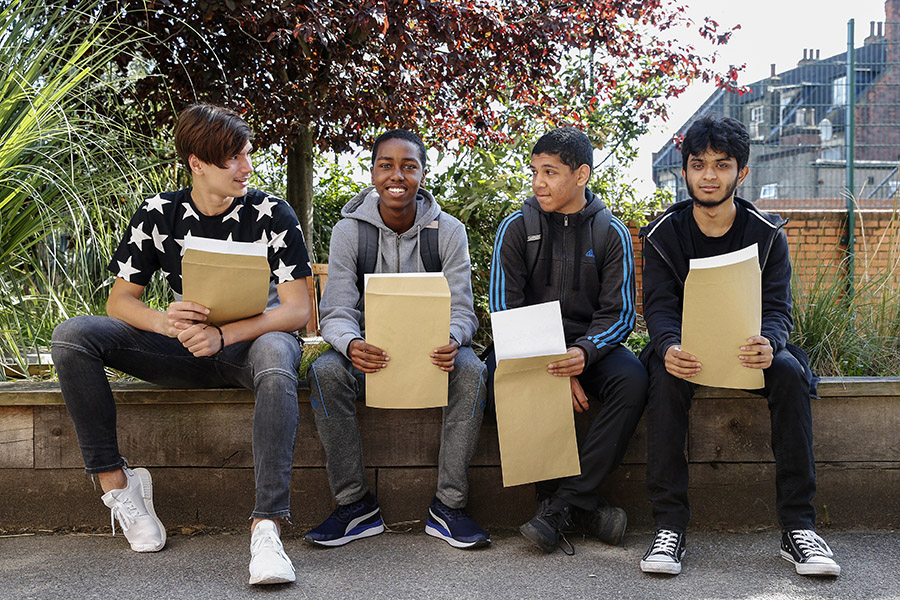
[235,177,249,186]
[385,186,407,195]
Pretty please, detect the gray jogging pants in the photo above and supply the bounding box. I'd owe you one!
[308,346,487,509]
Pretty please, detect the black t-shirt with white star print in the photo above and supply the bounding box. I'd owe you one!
[109,188,312,300]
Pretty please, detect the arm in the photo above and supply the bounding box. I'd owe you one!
[488,211,528,313]
[107,277,309,357]
[641,235,685,359]
[318,220,367,357]
[440,216,479,347]
[759,229,793,354]
[572,216,637,368]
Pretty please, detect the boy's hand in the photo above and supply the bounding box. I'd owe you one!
[164,301,209,337]
[177,323,222,357]
[571,377,589,413]
[349,339,389,373]
[739,335,774,369]
[431,339,460,372]
[664,345,701,379]
[548,347,586,377]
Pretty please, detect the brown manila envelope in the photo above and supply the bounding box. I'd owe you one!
[364,273,451,409]
[181,236,270,326]
[681,244,764,389]
[490,301,581,487]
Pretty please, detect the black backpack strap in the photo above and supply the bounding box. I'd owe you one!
[522,202,543,280]
[590,207,612,279]
[419,214,441,272]
[356,220,379,300]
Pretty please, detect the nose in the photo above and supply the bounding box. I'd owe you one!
[389,166,404,180]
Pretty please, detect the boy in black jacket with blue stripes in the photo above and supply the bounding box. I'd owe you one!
[489,127,648,554]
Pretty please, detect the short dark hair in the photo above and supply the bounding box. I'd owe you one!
[681,115,750,171]
[531,127,594,174]
[371,129,427,168]
[174,104,253,170]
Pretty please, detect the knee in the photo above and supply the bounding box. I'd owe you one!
[50,315,110,362]
[249,332,301,377]
[764,350,807,394]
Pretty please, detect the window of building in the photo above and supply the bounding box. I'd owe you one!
[833,76,848,107]
[750,106,765,123]
[759,183,779,200]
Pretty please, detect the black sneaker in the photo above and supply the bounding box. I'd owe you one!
[425,496,491,549]
[303,492,385,547]
[519,499,574,554]
[781,530,841,576]
[574,503,627,546]
[640,529,685,575]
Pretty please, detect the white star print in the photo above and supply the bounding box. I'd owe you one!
[182,203,199,221]
[223,203,242,222]
[174,232,194,256]
[143,194,170,214]
[150,224,168,253]
[255,230,269,246]
[268,229,287,250]
[273,259,296,284]
[253,196,276,221]
[128,225,151,249]
[116,257,141,281]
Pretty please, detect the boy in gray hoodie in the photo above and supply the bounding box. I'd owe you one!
[305,129,490,549]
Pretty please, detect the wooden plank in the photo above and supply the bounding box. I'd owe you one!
[0,381,311,406]
[34,404,328,469]
[0,407,33,468]
[693,376,900,399]
[690,395,900,463]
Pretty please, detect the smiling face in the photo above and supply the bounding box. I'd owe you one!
[682,147,749,209]
[190,139,254,206]
[370,138,425,215]
[530,153,590,214]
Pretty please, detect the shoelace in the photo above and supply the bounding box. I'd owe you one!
[790,530,829,558]
[538,503,575,556]
[649,529,681,557]
[437,504,471,522]
[251,528,293,570]
[109,497,140,536]
[336,498,370,522]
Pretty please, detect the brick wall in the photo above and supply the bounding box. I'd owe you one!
[630,209,900,313]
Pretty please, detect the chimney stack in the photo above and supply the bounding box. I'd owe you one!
[771,64,776,77]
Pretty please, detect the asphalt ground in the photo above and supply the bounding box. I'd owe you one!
[1,528,897,600]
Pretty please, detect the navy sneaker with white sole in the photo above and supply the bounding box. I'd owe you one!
[781,529,841,577]
[425,496,490,549]
[303,492,385,547]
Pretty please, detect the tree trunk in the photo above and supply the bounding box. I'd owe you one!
[286,124,315,260]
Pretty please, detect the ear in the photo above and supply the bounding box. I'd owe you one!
[370,166,375,186]
[188,154,203,176]
[738,166,750,185]
[576,164,591,186]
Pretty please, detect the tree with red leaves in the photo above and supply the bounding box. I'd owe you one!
[101,0,736,254]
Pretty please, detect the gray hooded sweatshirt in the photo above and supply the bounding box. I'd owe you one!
[319,186,479,357]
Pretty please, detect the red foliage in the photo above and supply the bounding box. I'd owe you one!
[100,0,737,152]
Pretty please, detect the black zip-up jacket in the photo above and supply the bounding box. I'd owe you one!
[489,190,636,367]
[639,197,794,360]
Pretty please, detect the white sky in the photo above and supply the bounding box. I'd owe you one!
[629,0,891,194]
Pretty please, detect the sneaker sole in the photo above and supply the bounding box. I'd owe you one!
[249,571,296,585]
[640,558,682,575]
[132,468,166,552]
[519,522,557,554]
[425,523,490,549]
[303,521,385,547]
[780,551,841,577]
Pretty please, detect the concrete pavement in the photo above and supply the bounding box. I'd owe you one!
[1,528,897,600]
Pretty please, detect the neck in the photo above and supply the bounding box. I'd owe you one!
[190,184,234,217]
[692,196,737,237]
[379,203,417,234]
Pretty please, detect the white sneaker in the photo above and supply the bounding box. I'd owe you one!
[249,520,296,585]
[781,530,841,577]
[101,466,166,552]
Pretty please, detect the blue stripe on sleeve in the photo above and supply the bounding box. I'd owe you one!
[489,211,522,313]
[587,217,636,348]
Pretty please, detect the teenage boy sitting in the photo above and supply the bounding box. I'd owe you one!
[638,114,840,577]
[305,129,489,549]
[489,126,648,554]
[51,104,311,585]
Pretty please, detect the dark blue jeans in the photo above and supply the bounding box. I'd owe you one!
[642,346,817,533]
[50,315,302,520]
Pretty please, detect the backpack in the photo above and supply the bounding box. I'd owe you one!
[356,215,441,299]
[521,201,612,280]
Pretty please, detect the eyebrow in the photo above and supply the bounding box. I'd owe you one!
[376,155,421,165]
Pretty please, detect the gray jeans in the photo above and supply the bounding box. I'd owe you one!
[308,346,487,509]
[50,315,302,520]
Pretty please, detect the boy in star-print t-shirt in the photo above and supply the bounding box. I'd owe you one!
[51,104,310,586]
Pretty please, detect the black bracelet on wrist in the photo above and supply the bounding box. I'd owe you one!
[205,323,225,356]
